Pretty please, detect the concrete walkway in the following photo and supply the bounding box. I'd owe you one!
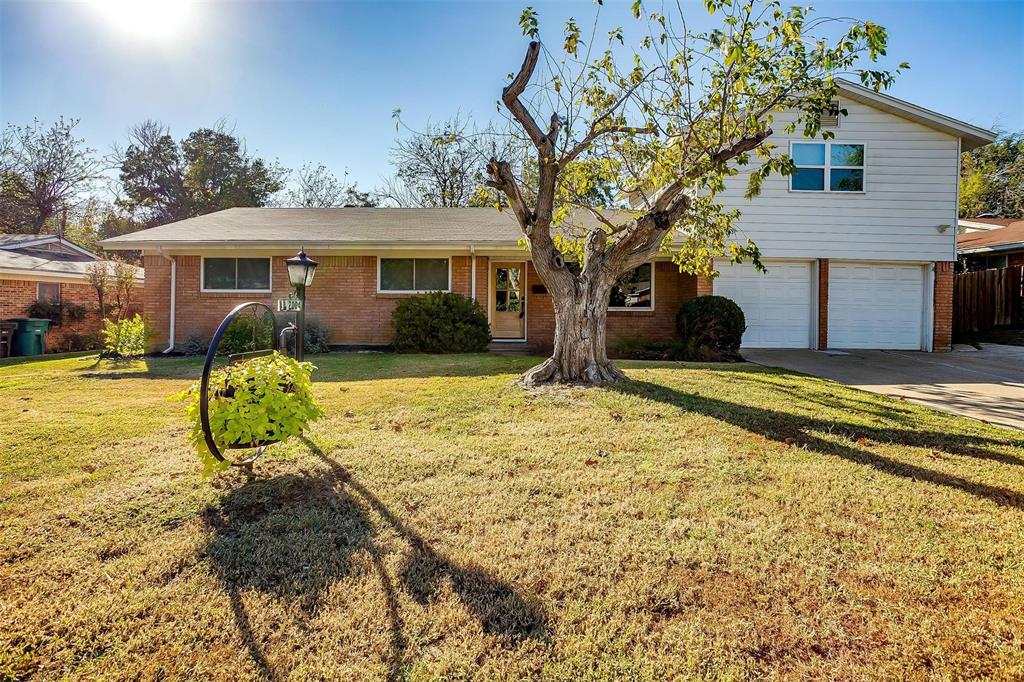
[743,345,1024,431]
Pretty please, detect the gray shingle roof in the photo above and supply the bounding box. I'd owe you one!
[99,207,633,249]
[0,249,143,281]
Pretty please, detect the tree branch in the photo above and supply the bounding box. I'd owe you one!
[503,42,551,152]
[560,124,656,167]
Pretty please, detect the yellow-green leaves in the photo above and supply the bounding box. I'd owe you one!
[519,7,539,39]
[564,18,581,56]
[178,351,324,476]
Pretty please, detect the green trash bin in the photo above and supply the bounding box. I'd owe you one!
[13,318,51,356]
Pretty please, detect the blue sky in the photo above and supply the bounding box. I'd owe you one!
[2,0,1022,193]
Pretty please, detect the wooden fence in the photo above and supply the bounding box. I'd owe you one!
[954,265,1024,337]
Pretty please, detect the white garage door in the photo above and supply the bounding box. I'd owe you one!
[714,261,813,348]
[829,262,925,350]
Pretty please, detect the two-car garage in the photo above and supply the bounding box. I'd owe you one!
[714,259,931,351]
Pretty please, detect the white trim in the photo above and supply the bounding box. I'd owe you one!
[923,263,935,352]
[488,260,528,342]
[36,281,61,304]
[470,248,477,302]
[0,269,91,284]
[199,256,273,293]
[788,140,867,194]
[953,137,962,263]
[376,256,452,294]
[608,261,656,312]
[810,260,820,350]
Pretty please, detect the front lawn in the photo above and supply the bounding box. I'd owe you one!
[2,353,1023,680]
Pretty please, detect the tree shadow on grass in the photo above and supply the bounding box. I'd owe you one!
[302,437,548,644]
[201,441,545,680]
[612,378,1024,510]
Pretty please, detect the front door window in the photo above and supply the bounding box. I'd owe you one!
[492,263,525,339]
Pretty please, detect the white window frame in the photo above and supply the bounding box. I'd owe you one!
[608,261,656,312]
[200,257,273,293]
[376,256,452,294]
[788,140,866,194]
[36,281,61,304]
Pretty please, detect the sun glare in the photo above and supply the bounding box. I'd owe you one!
[86,0,197,42]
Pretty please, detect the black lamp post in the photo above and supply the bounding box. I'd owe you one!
[285,248,318,361]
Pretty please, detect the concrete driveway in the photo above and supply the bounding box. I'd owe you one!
[743,344,1024,431]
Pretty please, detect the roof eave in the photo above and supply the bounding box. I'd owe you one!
[836,79,997,151]
[958,243,1024,255]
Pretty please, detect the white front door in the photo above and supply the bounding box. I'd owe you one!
[714,261,813,348]
[828,262,925,350]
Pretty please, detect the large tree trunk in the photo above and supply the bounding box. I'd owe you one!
[519,277,624,387]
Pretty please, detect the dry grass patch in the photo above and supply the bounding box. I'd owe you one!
[1,352,1023,680]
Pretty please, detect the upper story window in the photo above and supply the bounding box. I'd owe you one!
[378,257,450,293]
[202,257,272,292]
[790,142,865,193]
[37,282,60,304]
[609,262,654,310]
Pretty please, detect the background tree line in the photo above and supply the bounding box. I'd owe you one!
[0,114,531,251]
[960,131,1024,219]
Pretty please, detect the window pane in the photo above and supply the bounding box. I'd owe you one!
[791,143,825,166]
[791,168,825,191]
[237,258,270,289]
[380,258,415,291]
[609,263,652,308]
[496,268,509,289]
[830,169,864,192]
[507,291,521,312]
[507,268,521,291]
[495,290,508,311]
[414,258,448,291]
[37,282,60,304]
[830,144,864,167]
[204,258,236,289]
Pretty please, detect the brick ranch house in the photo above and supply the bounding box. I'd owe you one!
[958,219,1024,271]
[101,81,994,354]
[0,234,144,352]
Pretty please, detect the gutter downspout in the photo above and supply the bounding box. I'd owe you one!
[157,248,176,353]
[470,245,477,302]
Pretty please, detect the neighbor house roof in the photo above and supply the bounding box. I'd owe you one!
[99,207,635,251]
[958,221,1024,253]
[0,235,144,283]
[959,218,1017,232]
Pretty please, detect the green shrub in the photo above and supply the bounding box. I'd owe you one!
[101,314,149,358]
[179,332,211,356]
[27,301,89,326]
[218,314,275,356]
[676,295,746,362]
[61,332,102,353]
[302,316,332,355]
[392,292,490,353]
[177,351,324,475]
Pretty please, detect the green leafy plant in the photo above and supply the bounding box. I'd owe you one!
[26,301,89,326]
[218,315,274,356]
[101,314,149,358]
[676,296,746,362]
[302,316,332,355]
[178,351,324,475]
[179,332,211,356]
[392,292,490,353]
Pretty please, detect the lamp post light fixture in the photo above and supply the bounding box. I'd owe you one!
[285,248,318,361]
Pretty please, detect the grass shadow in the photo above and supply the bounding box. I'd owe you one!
[612,378,1024,510]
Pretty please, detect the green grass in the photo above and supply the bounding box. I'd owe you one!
[2,352,1023,680]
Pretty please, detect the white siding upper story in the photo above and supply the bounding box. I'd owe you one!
[716,96,961,263]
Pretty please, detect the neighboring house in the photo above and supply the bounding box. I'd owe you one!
[958,220,1024,271]
[101,80,994,354]
[959,217,1016,233]
[0,234,144,352]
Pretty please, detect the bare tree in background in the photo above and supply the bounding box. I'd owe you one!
[381,115,515,208]
[286,163,376,207]
[0,117,103,234]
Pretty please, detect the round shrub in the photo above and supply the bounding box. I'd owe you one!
[392,292,491,353]
[218,314,275,356]
[676,295,746,362]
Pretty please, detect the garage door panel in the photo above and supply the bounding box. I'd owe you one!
[828,263,924,350]
[715,261,812,349]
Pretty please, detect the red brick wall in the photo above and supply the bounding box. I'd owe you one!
[524,261,697,354]
[696,276,713,297]
[933,261,954,352]
[145,254,481,351]
[0,278,142,353]
[817,259,829,350]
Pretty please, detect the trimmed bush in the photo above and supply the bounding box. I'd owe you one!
[302,316,332,355]
[218,315,275,356]
[676,295,746,362]
[392,292,491,353]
